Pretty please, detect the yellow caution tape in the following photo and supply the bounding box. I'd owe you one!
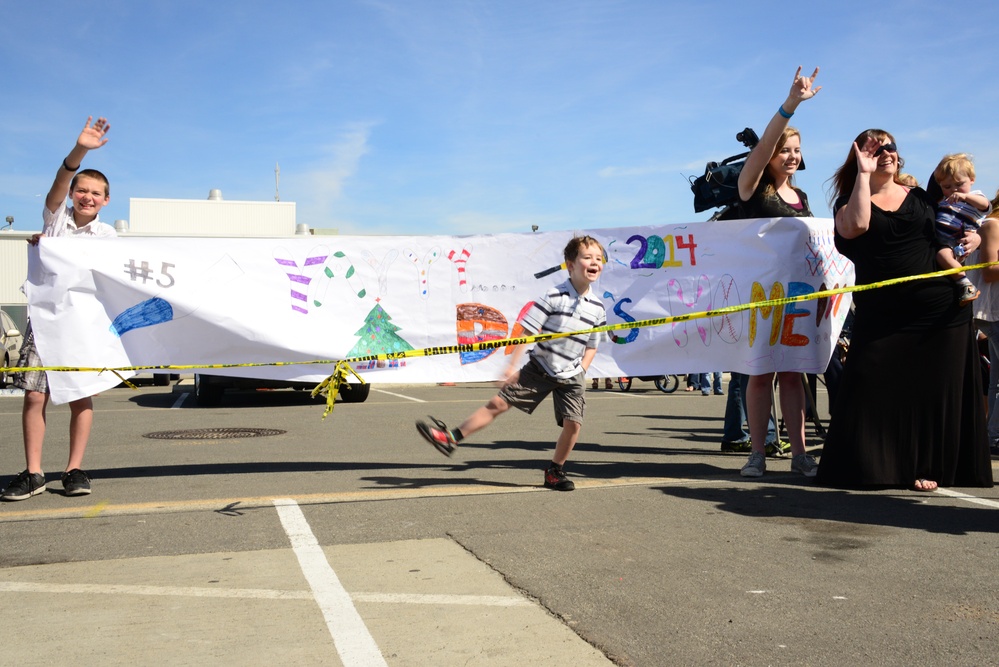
[2,261,996,416]
[309,359,366,420]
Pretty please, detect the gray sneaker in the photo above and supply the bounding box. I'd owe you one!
[791,453,819,478]
[740,451,766,478]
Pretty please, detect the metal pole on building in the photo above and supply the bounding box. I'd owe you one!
[275,162,280,202]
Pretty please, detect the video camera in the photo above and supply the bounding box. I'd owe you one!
[689,127,759,214]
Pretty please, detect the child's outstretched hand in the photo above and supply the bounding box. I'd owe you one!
[77,116,110,151]
[946,192,970,204]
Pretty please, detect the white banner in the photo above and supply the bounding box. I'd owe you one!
[25,217,854,404]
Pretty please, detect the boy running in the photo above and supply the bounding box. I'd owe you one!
[416,235,607,491]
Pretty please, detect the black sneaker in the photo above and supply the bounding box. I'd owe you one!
[61,469,92,496]
[415,417,457,457]
[543,465,575,491]
[1,470,47,501]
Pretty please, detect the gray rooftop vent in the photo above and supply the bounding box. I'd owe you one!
[207,189,223,201]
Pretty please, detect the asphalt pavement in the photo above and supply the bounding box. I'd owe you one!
[0,377,997,666]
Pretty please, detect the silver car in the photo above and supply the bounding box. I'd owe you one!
[1,309,24,388]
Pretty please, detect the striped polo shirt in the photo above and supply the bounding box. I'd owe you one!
[520,279,607,379]
[936,190,991,242]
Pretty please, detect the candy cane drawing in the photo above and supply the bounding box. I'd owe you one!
[273,245,329,314]
[405,246,441,299]
[312,250,367,306]
[447,243,472,293]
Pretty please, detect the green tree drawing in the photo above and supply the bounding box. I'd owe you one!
[347,303,415,357]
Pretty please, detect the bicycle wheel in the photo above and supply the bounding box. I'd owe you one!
[617,377,633,391]
[654,375,679,394]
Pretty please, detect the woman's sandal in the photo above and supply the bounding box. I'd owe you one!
[914,479,938,492]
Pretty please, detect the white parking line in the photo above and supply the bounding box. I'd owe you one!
[934,488,999,509]
[372,388,425,402]
[274,498,388,667]
[0,581,530,606]
[170,392,188,409]
[0,581,312,600]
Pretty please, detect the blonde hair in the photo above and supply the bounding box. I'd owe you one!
[761,126,801,196]
[896,173,918,187]
[933,153,976,183]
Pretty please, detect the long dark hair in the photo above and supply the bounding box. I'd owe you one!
[827,129,903,208]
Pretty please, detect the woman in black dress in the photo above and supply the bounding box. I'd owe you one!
[815,130,994,490]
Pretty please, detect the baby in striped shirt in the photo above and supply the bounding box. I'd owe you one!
[932,153,992,304]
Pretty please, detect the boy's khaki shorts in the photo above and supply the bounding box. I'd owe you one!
[499,358,586,427]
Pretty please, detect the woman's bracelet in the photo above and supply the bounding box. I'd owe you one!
[777,105,793,119]
[62,158,80,172]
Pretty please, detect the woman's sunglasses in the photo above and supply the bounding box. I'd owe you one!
[874,142,898,157]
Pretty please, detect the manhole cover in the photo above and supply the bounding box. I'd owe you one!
[143,427,286,440]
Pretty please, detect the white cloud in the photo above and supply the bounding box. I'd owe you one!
[303,122,377,220]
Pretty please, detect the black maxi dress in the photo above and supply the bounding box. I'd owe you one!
[815,188,994,488]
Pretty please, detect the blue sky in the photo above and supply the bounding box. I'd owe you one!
[2,0,998,235]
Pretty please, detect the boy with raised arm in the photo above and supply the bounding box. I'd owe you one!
[2,117,116,501]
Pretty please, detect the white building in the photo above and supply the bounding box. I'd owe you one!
[0,191,321,331]
[0,228,35,332]
[126,189,297,237]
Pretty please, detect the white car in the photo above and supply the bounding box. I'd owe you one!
[1,309,24,388]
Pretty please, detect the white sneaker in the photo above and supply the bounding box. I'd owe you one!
[740,451,766,478]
